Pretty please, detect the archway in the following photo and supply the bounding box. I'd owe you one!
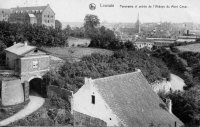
[29,78,47,97]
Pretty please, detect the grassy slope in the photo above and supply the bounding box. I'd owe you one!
[67,37,90,47]
[177,43,200,52]
[42,47,113,62]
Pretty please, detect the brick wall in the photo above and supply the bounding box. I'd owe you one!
[73,111,107,127]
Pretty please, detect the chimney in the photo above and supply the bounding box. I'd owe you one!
[135,68,141,72]
[166,99,172,113]
[70,91,74,115]
[24,41,28,46]
[84,77,93,85]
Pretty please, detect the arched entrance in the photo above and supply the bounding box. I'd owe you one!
[29,78,47,97]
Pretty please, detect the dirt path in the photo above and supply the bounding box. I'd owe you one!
[0,95,45,126]
[170,74,185,91]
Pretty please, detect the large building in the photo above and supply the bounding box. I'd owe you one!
[134,38,154,50]
[72,70,183,127]
[135,13,141,34]
[8,4,55,28]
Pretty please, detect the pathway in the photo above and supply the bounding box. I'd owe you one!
[0,95,45,126]
[170,74,185,91]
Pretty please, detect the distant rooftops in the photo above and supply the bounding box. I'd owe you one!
[0,9,11,14]
[146,37,176,41]
[10,4,54,14]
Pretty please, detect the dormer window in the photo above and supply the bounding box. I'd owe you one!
[91,95,95,104]
[34,49,38,53]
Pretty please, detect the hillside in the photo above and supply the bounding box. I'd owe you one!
[42,47,113,63]
[177,43,200,52]
[67,37,91,47]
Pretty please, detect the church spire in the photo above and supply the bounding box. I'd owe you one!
[136,12,140,34]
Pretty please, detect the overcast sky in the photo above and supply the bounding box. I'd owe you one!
[0,0,200,23]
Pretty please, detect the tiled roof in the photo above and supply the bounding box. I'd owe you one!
[5,43,36,56]
[135,38,154,43]
[11,5,47,13]
[93,71,183,127]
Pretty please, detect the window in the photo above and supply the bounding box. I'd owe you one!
[91,95,95,104]
[32,60,39,69]
[48,20,49,23]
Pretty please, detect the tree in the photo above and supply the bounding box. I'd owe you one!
[55,20,62,30]
[64,25,72,36]
[0,40,6,65]
[83,14,100,38]
[84,14,100,29]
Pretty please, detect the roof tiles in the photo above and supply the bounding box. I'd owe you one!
[93,71,183,127]
[5,43,36,56]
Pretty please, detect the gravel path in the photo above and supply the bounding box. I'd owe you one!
[170,74,185,91]
[0,95,45,126]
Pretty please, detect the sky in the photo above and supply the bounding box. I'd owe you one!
[0,0,200,23]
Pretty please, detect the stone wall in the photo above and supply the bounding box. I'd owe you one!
[73,111,107,127]
[24,81,29,101]
[20,56,50,74]
[1,79,24,106]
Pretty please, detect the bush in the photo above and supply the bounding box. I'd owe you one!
[0,21,68,47]
[159,88,200,126]
[47,50,170,91]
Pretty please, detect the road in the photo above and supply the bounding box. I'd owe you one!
[0,95,45,126]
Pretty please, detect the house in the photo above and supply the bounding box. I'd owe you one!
[134,39,154,50]
[0,9,11,21]
[0,42,50,106]
[176,35,197,43]
[72,69,183,127]
[146,38,176,47]
[9,4,55,28]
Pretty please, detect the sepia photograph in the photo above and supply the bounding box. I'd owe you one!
[0,0,200,126]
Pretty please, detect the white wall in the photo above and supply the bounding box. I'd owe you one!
[151,74,185,93]
[1,79,24,106]
[73,78,122,127]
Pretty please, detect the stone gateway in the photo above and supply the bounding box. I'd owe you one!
[0,42,50,106]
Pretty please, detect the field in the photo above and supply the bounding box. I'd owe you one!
[177,43,200,52]
[42,47,113,63]
[67,37,91,47]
